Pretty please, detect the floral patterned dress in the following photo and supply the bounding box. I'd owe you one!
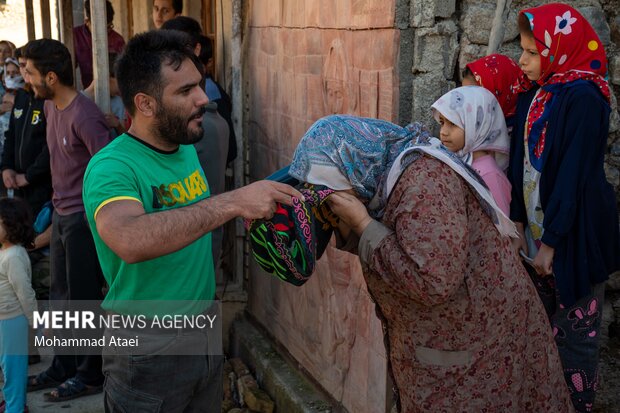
[362,156,573,412]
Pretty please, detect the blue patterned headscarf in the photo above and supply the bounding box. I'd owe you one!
[289,115,431,216]
[288,114,516,237]
[249,115,518,288]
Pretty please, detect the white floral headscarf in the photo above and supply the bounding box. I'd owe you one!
[431,85,510,171]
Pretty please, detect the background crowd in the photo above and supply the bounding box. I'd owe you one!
[0,1,618,413]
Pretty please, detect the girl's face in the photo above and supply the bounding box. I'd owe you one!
[4,62,19,78]
[0,43,11,61]
[519,34,542,81]
[438,113,465,152]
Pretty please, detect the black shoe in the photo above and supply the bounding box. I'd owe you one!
[27,371,61,392]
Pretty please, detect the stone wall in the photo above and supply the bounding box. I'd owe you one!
[243,1,620,412]
[405,0,620,197]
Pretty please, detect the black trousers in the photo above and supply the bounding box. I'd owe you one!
[47,211,105,385]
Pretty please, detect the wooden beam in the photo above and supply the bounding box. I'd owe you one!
[127,0,134,38]
[25,0,36,41]
[91,0,111,113]
[202,0,213,35]
[40,0,52,38]
[58,0,75,82]
[114,0,129,41]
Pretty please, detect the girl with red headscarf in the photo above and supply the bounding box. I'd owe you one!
[462,53,524,120]
[508,4,620,412]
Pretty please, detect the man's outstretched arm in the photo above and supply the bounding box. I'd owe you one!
[95,180,303,263]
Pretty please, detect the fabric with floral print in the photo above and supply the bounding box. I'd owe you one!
[513,3,610,172]
[522,99,545,253]
[465,53,524,116]
[365,156,573,412]
[525,264,605,413]
[288,114,431,217]
[384,136,516,238]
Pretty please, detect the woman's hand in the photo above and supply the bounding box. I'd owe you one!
[533,243,554,276]
[512,222,528,257]
[327,191,372,236]
[336,219,352,241]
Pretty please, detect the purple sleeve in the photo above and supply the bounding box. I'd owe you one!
[110,31,126,53]
[77,110,113,156]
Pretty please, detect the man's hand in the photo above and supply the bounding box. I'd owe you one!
[512,222,528,257]
[2,169,17,189]
[15,173,29,187]
[105,113,121,129]
[29,226,51,251]
[326,191,371,236]
[232,181,304,220]
[533,243,555,276]
[94,181,303,264]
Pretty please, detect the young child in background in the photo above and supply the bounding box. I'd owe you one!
[461,53,524,130]
[508,4,620,412]
[81,53,126,138]
[3,58,24,94]
[0,197,37,413]
[431,85,512,215]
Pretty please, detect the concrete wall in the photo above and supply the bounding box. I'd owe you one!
[448,0,620,195]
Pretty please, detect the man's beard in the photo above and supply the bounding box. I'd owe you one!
[31,80,54,100]
[152,103,206,146]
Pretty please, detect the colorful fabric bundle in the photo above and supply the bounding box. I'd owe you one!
[246,184,337,286]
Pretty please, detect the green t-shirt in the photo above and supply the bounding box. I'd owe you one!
[83,133,215,314]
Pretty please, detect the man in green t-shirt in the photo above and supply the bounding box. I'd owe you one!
[82,30,302,412]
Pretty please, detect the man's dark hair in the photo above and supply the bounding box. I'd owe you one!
[84,0,115,25]
[160,16,202,46]
[0,197,35,248]
[23,39,73,86]
[198,35,213,65]
[15,46,23,60]
[153,0,183,14]
[115,30,200,116]
[172,0,183,13]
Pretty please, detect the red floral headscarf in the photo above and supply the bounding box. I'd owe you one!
[513,3,610,171]
[465,54,524,117]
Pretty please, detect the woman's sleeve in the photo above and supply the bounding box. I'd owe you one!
[359,158,469,306]
[541,87,610,248]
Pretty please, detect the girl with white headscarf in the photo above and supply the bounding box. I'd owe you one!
[431,85,512,215]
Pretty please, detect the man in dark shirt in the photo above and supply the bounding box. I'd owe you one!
[73,0,125,88]
[1,46,51,218]
[23,38,111,402]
